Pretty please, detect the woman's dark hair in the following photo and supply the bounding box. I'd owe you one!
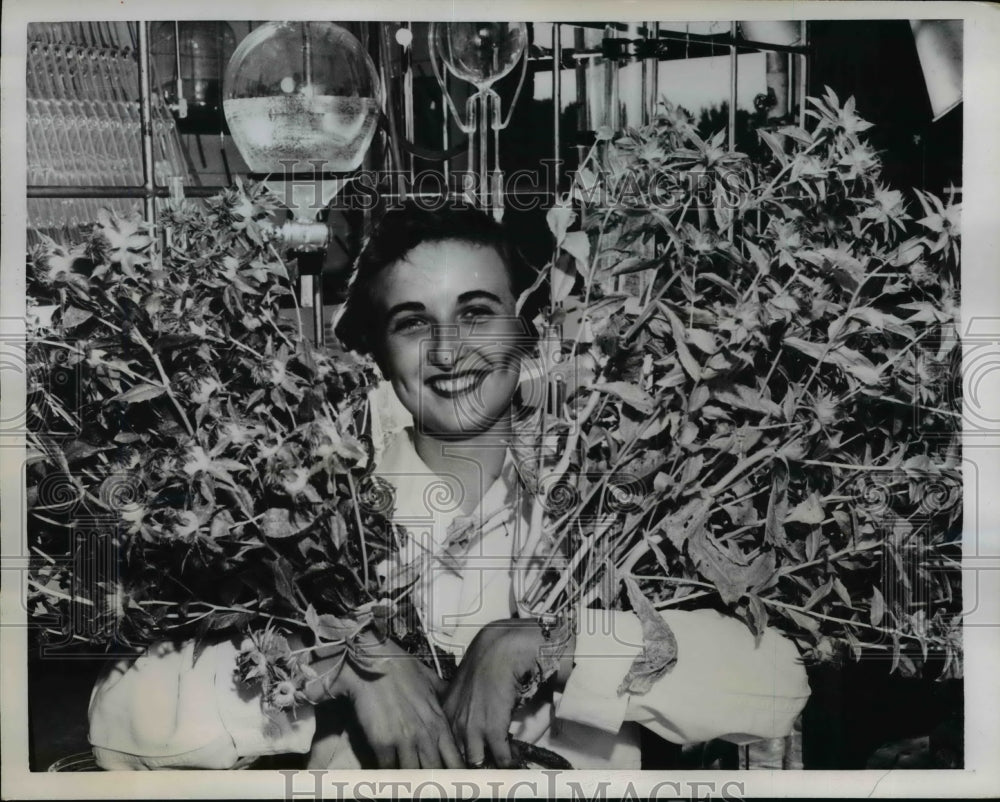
[334,202,538,357]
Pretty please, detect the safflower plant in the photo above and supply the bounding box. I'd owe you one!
[502,88,962,679]
[25,182,423,713]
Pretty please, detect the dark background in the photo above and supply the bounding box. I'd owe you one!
[808,19,961,195]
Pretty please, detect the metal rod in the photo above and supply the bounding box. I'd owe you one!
[466,94,475,188]
[728,21,738,152]
[640,25,650,126]
[137,21,156,225]
[303,23,312,88]
[441,61,450,184]
[28,182,571,201]
[28,185,228,198]
[552,23,562,190]
[574,26,587,131]
[313,281,325,346]
[799,20,808,129]
[359,188,553,201]
[376,22,404,175]
[604,25,617,132]
[492,92,502,218]
[174,21,183,106]
[404,21,415,182]
[651,29,811,55]
[479,94,488,210]
[529,31,810,64]
[573,25,589,182]
[787,49,794,118]
[649,22,659,118]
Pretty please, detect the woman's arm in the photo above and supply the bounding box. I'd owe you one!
[443,609,811,766]
[88,634,465,770]
[557,607,811,744]
[88,638,315,770]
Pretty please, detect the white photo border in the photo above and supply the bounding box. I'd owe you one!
[3,1,998,798]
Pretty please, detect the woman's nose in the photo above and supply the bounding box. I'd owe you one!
[426,324,459,369]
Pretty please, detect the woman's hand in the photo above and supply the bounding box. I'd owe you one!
[306,638,464,769]
[443,619,574,768]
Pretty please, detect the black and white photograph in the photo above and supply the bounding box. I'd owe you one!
[1,1,998,799]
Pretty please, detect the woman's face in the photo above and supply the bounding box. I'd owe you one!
[371,239,524,439]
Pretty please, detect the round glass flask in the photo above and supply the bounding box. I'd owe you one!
[223,21,381,174]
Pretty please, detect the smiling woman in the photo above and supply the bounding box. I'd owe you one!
[367,240,524,439]
[335,206,541,514]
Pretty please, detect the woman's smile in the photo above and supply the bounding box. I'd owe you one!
[424,369,490,398]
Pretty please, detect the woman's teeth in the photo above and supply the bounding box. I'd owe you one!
[429,373,483,395]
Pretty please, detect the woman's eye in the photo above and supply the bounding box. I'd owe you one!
[392,317,428,334]
[459,306,495,322]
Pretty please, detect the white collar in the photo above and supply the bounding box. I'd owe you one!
[374,427,523,545]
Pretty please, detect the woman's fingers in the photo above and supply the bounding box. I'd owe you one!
[486,726,513,768]
[416,739,442,770]
[372,742,396,769]
[462,728,488,768]
[414,686,462,768]
[438,729,465,769]
[396,740,420,770]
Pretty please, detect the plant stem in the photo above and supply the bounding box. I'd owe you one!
[28,579,95,606]
[631,574,714,589]
[778,540,883,576]
[758,596,929,643]
[345,472,370,590]
[797,459,904,472]
[654,590,713,609]
[861,394,961,421]
[708,447,777,497]
[32,339,86,354]
[540,515,615,613]
[411,600,445,680]
[130,330,195,438]
[143,599,306,629]
[751,138,826,208]
[620,271,683,343]
[761,345,785,389]
[289,641,346,656]
[788,256,895,421]
[214,335,266,361]
[269,241,304,342]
